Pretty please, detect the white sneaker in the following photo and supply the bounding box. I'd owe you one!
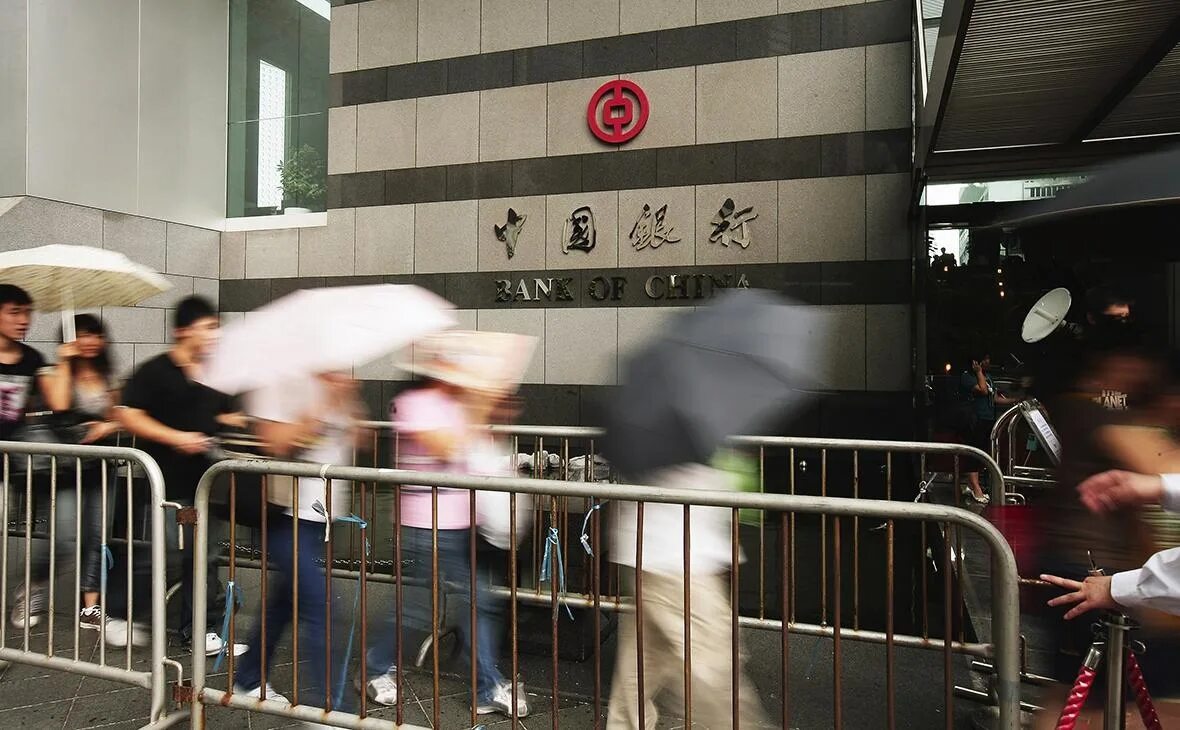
[104,618,151,648]
[355,671,398,706]
[9,584,46,629]
[203,632,248,657]
[476,680,530,717]
[233,683,290,704]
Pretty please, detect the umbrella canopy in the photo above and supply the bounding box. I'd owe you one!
[0,244,171,311]
[999,144,1180,228]
[603,289,822,480]
[199,284,457,395]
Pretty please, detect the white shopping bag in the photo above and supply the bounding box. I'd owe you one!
[469,439,534,549]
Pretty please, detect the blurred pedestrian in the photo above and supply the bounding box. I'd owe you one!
[115,296,245,653]
[363,332,531,718]
[0,285,57,627]
[606,461,767,729]
[233,370,363,711]
[10,314,119,631]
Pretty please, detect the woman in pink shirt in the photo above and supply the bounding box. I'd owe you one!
[362,335,530,718]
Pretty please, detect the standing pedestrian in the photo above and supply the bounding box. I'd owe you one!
[115,296,245,653]
[233,370,362,714]
[958,349,1016,504]
[10,314,119,630]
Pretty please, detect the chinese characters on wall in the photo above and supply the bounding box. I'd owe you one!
[493,197,758,259]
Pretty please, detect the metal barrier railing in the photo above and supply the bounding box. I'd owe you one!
[0,441,182,729]
[187,459,1021,730]
[223,425,1006,651]
[990,404,1056,493]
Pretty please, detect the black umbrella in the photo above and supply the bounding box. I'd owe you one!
[603,289,821,480]
[1000,144,1180,228]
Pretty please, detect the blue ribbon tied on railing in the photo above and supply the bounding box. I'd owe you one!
[579,501,606,557]
[540,526,575,621]
[212,580,242,671]
[334,512,370,709]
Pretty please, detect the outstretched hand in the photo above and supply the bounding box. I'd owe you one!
[1041,573,1120,620]
[1077,470,1164,513]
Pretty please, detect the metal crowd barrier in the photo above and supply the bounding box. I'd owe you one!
[989,404,1056,495]
[186,458,1022,730]
[0,441,182,729]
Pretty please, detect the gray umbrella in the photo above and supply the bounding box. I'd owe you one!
[604,289,821,480]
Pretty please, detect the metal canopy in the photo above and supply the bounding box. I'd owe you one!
[920,0,1180,180]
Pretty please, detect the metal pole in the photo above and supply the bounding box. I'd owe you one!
[1104,614,1130,730]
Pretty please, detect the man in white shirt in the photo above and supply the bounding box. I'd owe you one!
[1042,471,1180,618]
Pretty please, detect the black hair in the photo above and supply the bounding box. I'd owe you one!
[0,284,32,308]
[61,314,112,381]
[174,296,217,330]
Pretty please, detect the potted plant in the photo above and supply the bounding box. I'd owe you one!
[277,144,325,214]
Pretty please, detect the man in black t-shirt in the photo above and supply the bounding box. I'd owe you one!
[115,296,245,656]
[0,284,50,440]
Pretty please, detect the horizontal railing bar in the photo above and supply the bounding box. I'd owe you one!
[198,688,419,729]
[0,647,152,688]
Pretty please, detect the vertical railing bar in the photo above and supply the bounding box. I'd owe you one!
[98,461,108,666]
[820,449,828,627]
[360,480,370,720]
[124,457,133,670]
[73,460,82,661]
[886,514,896,730]
[789,448,797,624]
[852,451,860,631]
[469,488,478,730]
[592,493,602,730]
[47,458,57,657]
[510,491,519,729]
[259,474,269,701]
[781,510,790,728]
[1,454,9,653]
[431,485,440,727]
[324,478,334,712]
[550,493,559,730]
[758,447,765,621]
[635,501,645,730]
[943,520,953,730]
[227,472,238,694]
[833,515,842,730]
[731,506,740,730]
[394,481,404,727]
[23,457,32,652]
[683,503,693,730]
[292,477,300,705]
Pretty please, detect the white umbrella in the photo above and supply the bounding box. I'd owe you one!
[198,284,457,395]
[0,244,171,340]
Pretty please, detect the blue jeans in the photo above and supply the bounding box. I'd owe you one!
[26,469,112,594]
[236,518,355,712]
[367,527,505,702]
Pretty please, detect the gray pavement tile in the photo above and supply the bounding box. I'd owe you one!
[0,671,83,711]
[64,686,152,730]
[0,697,74,727]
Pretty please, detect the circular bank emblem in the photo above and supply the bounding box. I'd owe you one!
[586,80,649,145]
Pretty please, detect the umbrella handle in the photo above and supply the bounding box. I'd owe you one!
[61,287,75,343]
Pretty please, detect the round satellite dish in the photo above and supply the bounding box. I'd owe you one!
[1022,288,1072,343]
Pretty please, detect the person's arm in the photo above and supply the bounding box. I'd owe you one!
[254,416,318,459]
[1097,425,1180,475]
[41,343,79,412]
[1077,470,1180,513]
[116,407,210,455]
[970,363,990,395]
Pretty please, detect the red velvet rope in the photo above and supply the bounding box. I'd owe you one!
[1127,653,1162,730]
[1056,665,1097,730]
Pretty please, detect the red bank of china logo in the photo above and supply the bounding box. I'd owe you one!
[586,80,649,144]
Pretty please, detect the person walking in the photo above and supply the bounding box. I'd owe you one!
[606,461,767,729]
[10,314,119,630]
[0,284,58,628]
[115,296,244,653]
[232,370,362,714]
[362,332,530,718]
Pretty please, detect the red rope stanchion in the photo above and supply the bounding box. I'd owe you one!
[1056,665,1097,730]
[1126,652,1162,730]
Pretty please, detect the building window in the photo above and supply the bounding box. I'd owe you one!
[227,0,329,218]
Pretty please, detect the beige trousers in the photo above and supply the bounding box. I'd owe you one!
[606,570,768,729]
